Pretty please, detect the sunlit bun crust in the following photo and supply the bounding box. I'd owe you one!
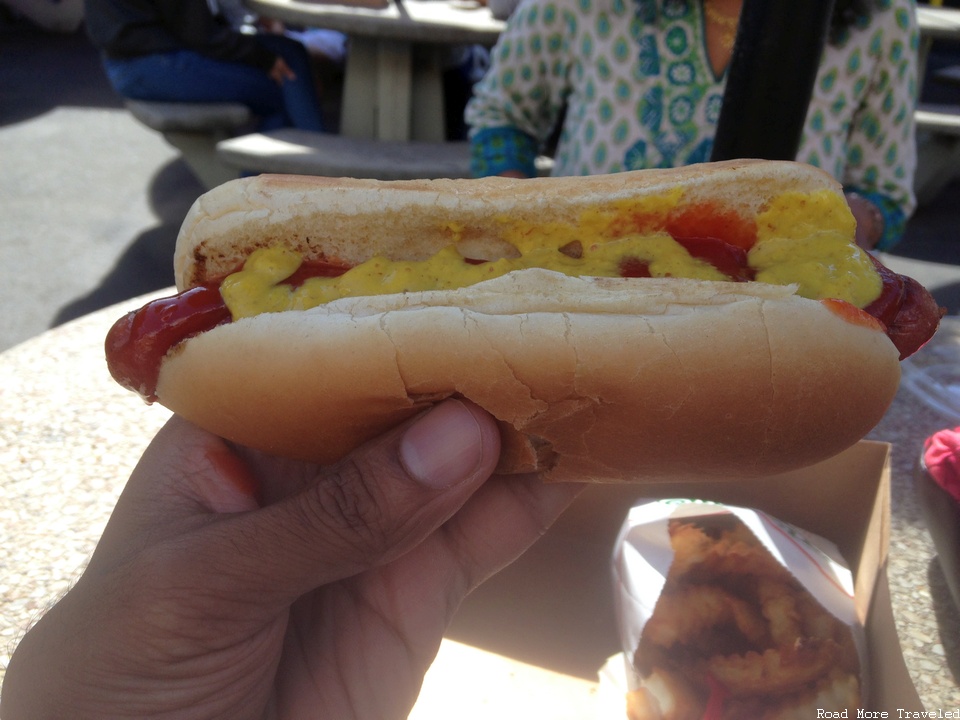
[176,160,845,289]
[160,161,901,481]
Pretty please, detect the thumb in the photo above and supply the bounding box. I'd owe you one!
[189,399,502,604]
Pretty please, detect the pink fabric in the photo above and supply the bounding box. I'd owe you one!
[923,427,960,504]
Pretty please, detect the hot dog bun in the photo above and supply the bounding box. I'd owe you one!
[151,160,902,482]
[175,159,848,290]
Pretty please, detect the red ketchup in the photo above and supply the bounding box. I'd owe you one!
[617,235,752,281]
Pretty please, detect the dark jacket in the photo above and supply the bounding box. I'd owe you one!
[84,0,276,71]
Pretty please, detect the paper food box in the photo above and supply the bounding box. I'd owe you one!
[408,440,922,719]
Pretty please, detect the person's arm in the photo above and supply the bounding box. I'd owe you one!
[841,0,919,251]
[161,0,278,71]
[465,0,574,177]
[1,400,582,720]
[469,126,542,177]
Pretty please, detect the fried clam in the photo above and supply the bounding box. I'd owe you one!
[641,584,769,650]
[666,519,788,583]
[757,578,805,647]
[722,669,862,720]
[706,637,840,697]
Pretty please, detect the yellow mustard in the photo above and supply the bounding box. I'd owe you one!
[219,188,882,321]
[750,191,881,309]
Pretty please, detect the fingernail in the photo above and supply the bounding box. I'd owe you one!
[400,400,486,489]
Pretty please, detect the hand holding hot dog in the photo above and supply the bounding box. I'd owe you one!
[0,401,583,720]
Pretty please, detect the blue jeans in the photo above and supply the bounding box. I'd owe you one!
[103,34,324,132]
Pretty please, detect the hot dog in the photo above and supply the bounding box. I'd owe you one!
[105,160,941,482]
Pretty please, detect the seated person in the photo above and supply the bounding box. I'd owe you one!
[466,0,919,251]
[85,0,325,132]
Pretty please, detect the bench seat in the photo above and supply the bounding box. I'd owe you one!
[124,100,253,189]
[217,128,557,181]
[915,103,960,205]
[916,103,960,137]
[217,130,472,180]
[124,100,253,134]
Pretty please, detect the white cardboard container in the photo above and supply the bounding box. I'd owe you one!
[409,440,923,718]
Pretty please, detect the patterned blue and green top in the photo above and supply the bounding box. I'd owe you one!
[466,0,919,249]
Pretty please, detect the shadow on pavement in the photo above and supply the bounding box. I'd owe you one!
[50,158,205,327]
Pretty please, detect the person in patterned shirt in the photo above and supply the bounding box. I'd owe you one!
[466,0,919,250]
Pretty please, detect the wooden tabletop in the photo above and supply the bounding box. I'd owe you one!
[245,0,505,44]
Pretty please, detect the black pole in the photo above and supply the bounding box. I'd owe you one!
[710,0,836,162]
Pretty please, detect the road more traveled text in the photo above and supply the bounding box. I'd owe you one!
[817,711,960,718]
